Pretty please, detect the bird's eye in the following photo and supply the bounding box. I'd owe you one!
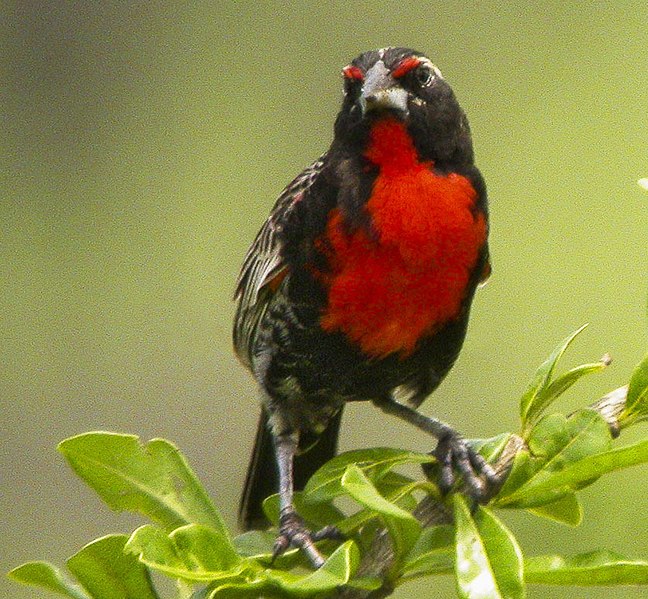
[415,66,434,87]
[393,57,436,88]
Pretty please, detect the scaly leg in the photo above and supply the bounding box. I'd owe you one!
[372,395,501,502]
[271,431,340,567]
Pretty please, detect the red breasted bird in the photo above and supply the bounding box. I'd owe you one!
[234,47,498,567]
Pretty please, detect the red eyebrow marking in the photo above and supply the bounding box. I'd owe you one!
[342,65,364,80]
[392,56,422,78]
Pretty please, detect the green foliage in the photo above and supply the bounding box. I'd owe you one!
[453,497,524,599]
[8,329,648,598]
[303,447,435,504]
[494,410,613,508]
[519,324,610,435]
[525,551,648,586]
[66,535,159,599]
[58,433,227,535]
[621,352,648,426]
[340,464,421,574]
[8,536,158,599]
[8,562,90,599]
[125,525,243,583]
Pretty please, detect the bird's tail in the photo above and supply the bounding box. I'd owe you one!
[238,407,344,531]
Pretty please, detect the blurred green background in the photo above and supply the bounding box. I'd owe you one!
[2,2,647,598]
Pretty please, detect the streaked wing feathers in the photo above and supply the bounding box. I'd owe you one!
[233,155,326,368]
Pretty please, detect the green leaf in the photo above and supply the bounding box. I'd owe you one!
[264,540,368,594]
[203,581,271,598]
[67,535,159,599]
[231,529,307,571]
[469,433,515,463]
[509,437,648,507]
[493,449,534,501]
[541,358,610,408]
[621,352,648,426]
[374,470,418,497]
[203,584,268,599]
[232,530,278,559]
[525,551,648,585]
[332,478,436,540]
[125,524,244,583]
[304,447,433,504]
[520,324,588,432]
[341,464,421,563]
[402,525,455,579]
[7,561,90,599]
[454,497,525,599]
[58,432,226,535]
[527,410,611,460]
[262,490,346,528]
[527,492,582,526]
[496,410,612,508]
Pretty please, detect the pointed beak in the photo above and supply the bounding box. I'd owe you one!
[359,61,409,116]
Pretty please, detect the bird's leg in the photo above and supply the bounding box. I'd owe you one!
[372,395,502,502]
[272,431,341,568]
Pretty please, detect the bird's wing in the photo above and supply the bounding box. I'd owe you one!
[233,154,327,368]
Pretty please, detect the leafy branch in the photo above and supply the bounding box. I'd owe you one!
[8,327,648,599]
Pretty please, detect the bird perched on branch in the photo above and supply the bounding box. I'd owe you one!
[234,47,498,567]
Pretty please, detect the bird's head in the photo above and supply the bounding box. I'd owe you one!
[334,47,474,167]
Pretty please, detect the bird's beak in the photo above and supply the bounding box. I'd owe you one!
[359,61,409,116]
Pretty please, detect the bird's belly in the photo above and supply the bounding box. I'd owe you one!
[318,168,486,358]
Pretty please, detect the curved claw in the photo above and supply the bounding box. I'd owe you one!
[432,434,501,503]
[312,524,345,542]
[272,510,343,568]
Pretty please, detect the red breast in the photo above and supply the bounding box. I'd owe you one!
[318,118,487,358]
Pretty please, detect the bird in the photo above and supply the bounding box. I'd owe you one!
[234,47,498,567]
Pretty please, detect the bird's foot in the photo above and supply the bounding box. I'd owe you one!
[272,508,344,568]
[431,433,502,504]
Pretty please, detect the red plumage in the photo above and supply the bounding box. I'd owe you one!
[318,118,486,358]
